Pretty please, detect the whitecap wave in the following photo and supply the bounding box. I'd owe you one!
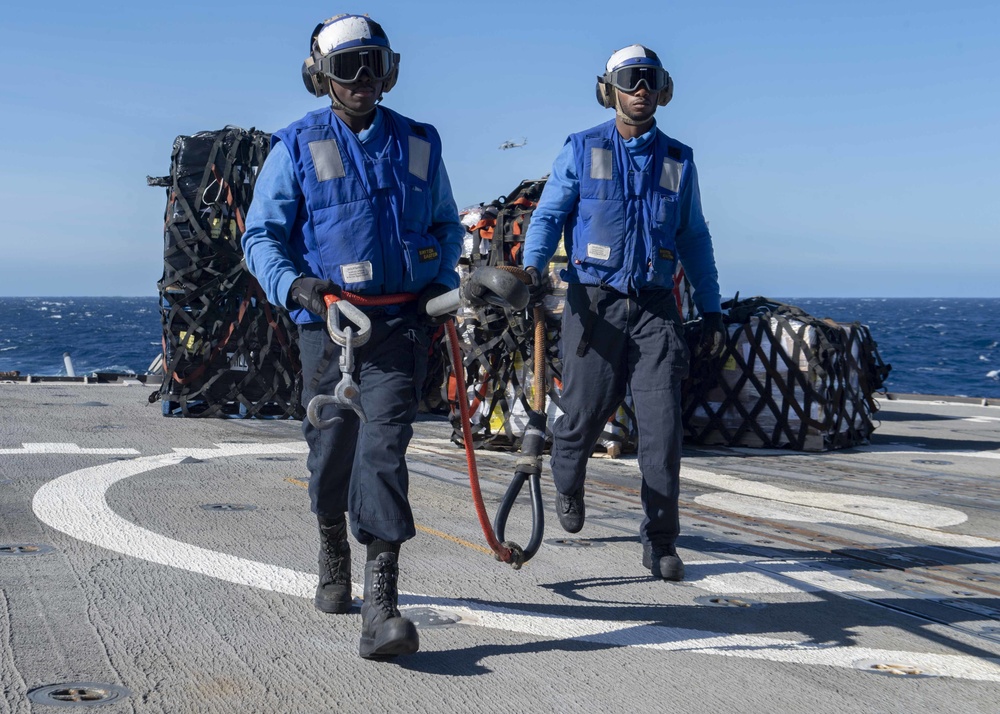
[988,370,1000,380]
[91,365,138,376]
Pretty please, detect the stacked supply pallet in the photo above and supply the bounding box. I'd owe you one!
[148,127,303,418]
[682,298,891,451]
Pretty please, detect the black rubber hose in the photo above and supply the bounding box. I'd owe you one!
[493,468,545,562]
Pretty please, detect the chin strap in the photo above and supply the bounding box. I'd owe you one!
[327,84,383,118]
[614,93,645,126]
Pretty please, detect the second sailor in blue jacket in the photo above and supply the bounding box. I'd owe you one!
[242,14,464,660]
[522,44,727,582]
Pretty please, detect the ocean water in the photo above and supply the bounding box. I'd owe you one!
[0,298,161,378]
[0,296,998,399]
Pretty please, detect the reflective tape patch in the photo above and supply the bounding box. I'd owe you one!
[308,140,346,182]
[340,261,373,283]
[590,148,613,180]
[408,136,431,181]
[660,157,683,192]
[587,243,612,261]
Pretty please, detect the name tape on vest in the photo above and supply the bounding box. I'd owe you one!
[587,243,612,261]
[340,261,374,284]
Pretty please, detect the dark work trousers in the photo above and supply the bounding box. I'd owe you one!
[298,309,430,545]
[550,283,690,549]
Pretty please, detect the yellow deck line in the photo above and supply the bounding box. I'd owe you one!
[414,524,493,555]
[283,477,492,555]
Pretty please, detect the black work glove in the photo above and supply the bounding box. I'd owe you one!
[524,266,548,306]
[698,312,727,360]
[289,277,339,318]
[417,282,454,325]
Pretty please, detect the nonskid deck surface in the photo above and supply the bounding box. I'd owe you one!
[2,384,999,713]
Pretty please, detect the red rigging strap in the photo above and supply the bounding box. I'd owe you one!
[323,290,418,308]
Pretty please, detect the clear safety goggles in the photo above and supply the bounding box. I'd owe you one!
[605,65,669,93]
[316,47,397,84]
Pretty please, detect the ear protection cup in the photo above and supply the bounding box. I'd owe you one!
[301,56,329,96]
[595,77,614,108]
[303,18,334,97]
[657,73,674,107]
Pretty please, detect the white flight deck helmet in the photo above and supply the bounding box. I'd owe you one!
[301,14,400,116]
[595,45,673,124]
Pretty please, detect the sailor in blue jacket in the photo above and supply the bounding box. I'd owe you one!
[241,14,464,659]
[522,45,727,582]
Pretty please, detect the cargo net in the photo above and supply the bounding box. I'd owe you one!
[441,178,688,455]
[682,297,891,451]
[147,126,304,418]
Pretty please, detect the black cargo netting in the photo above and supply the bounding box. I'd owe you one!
[148,126,303,418]
[681,297,891,451]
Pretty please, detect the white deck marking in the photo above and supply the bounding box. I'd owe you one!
[683,466,968,527]
[0,442,140,455]
[685,557,883,594]
[30,443,1000,681]
[694,491,1000,550]
[684,464,1000,547]
[861,444,1000,460]
[727,443,1000,461]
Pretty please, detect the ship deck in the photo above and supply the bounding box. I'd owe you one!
[2,382,999,712]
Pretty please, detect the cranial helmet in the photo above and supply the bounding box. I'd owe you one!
[301,14,400,107]
[595,44,673,111]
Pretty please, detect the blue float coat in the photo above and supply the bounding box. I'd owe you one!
[522,121,722,314]
[242,106,465,324]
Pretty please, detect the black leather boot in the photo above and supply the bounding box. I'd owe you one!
[556,487,586,534]
[642,543,685,581]
[315,515,353,614]
[359,552,419,660]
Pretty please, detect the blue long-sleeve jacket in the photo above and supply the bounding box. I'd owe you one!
[522,122,722,314]
[242,107,465,319]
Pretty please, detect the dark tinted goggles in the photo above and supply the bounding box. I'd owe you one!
[318,47,395,84]
[605,65,669,93]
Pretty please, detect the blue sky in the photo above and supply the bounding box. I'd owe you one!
[1,1,997,297]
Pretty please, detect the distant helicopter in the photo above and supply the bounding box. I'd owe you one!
[498,137,527,150]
